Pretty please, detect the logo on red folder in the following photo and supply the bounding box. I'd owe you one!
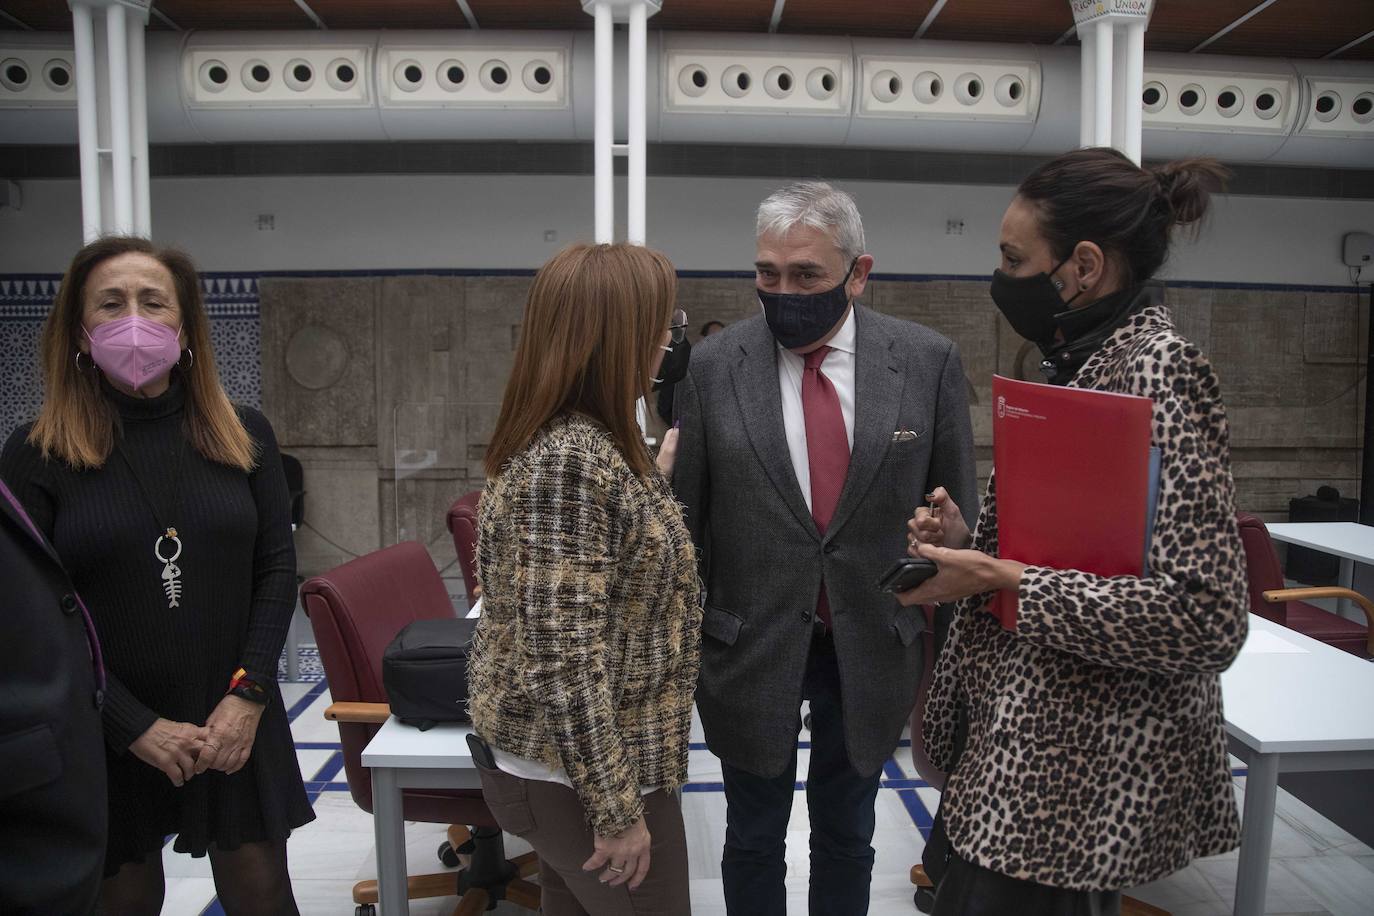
[997,395,1006,419]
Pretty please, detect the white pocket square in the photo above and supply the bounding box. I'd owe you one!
[891,429,920,442]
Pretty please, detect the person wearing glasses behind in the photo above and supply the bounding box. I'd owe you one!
[467,243,700,915]
[901,149,1249,915]
[1,237,311,915]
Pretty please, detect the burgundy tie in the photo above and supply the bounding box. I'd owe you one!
[802,345,851,630]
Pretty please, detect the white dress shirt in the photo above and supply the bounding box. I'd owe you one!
[777,306,857,514]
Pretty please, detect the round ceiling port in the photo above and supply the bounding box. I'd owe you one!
[196,59,229,92]
[913,71,943,104]
[285,58,315,91]
[679,65,709,97]
[1353,93,1374,125]
[523,60,554,93]
[994,74,1025,108]
[1254,89,1280,120]
[764,66,794,100]
[393,59,424,91]
[806,67,838,100]
[42,59,72,91]
[872,70,902,103]
[1313,91,1340,122]
[722,65,752,99]
[439,60,466,92]
[1141,81,1166,114]
[242,60,272,91]
[328,59,357,90]
[1178,84,1205,115]
[1,59,29,91]
[481,59,511,92]
[954,72,983,106]
[1216,86,1243,118]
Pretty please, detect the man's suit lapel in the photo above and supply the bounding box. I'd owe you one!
[826,305,904,542]
[0,479,62,568]
[729,319,820,540]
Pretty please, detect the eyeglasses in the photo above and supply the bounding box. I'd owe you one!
[669,309,689,344]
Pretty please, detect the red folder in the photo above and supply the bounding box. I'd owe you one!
[991,375,1154,628]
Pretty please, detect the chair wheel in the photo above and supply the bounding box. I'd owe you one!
[914,886,936,912]
[356,905,377,916]
[438,840,461,868]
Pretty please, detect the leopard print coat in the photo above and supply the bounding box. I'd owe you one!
[923,304,1249,891]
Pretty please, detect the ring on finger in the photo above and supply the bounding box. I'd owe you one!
[608,864,626,874]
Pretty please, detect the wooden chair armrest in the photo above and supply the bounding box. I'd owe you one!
[1264,587,1374,655]
[1263,587,1374,626]
[325,701,391,724]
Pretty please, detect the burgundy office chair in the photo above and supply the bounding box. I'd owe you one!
[1236,513,1373,658]
[302,541,539,916]
[446,491,482,605]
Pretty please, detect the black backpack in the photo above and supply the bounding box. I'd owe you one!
[382,617,477,731]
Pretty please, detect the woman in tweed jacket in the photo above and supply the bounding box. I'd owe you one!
[900,149,1249,915]
[467,243,701,915]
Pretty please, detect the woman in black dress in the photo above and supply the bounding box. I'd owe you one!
[1,237,313,915]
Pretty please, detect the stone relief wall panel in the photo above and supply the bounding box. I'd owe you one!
[260,277,378,447]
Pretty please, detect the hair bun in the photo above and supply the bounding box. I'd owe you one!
[1151,158,1230,226]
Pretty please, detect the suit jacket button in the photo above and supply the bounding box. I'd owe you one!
[60,593,78,615]
[800,611,811,621]
[823,543,837,555]
[94,688,105,708]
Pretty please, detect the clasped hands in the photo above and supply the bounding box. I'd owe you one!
[129,694,265,787]
[894,487,1025,607]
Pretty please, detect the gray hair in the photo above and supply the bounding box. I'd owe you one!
[755,181,866,264]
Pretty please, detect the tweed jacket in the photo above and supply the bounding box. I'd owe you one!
[467,414,702,836]
[923,304,1249,891]
[674,305,977,778]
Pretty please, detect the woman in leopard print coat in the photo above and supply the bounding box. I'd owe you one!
[899,149,1249,915]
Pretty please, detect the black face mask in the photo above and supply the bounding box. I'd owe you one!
[989,257,1082,349]
[757,258,857,350]
[652,336,691,391]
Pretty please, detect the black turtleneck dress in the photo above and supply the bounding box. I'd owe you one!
[0,376,314,874]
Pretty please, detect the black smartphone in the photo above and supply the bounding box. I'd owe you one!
[875,557,938,593]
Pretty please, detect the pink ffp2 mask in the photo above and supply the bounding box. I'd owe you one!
[84,315,183,393]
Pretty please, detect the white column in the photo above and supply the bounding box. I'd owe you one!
[128,9,150,236]
[1123,21,1146,164]
[104,2,133,235]
[1078,25,1096,148]
[593,1,614,244]
[71,2,102,242]
[627,0,647,246]
[1093,18,1114,148]
[1111,23,1129,151]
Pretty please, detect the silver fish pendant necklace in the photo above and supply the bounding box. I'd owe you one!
[115,435,187,610]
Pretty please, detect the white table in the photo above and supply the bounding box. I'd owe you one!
[361,717,481,916]
[1264,521,1374,621]
[1219,614,1374,916]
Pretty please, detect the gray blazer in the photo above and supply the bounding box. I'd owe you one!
[673,303,977,778]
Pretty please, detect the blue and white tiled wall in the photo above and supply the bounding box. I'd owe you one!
[0,273,263,438]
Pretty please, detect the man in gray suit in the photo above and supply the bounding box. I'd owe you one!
[673,181,976,915]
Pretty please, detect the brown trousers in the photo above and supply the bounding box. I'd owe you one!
[476,767,692,916]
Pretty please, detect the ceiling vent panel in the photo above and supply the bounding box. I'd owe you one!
[1276,60,1374,167]
[0,38,77,143]
[657,32,852,145]
[377,32,575,140]
[847,40,1041,151]
[180,32,381,142]
[1134,53,1299,163]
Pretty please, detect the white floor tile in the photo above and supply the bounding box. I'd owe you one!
[1195,857,1329,914]
[1283,854,1374,916]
